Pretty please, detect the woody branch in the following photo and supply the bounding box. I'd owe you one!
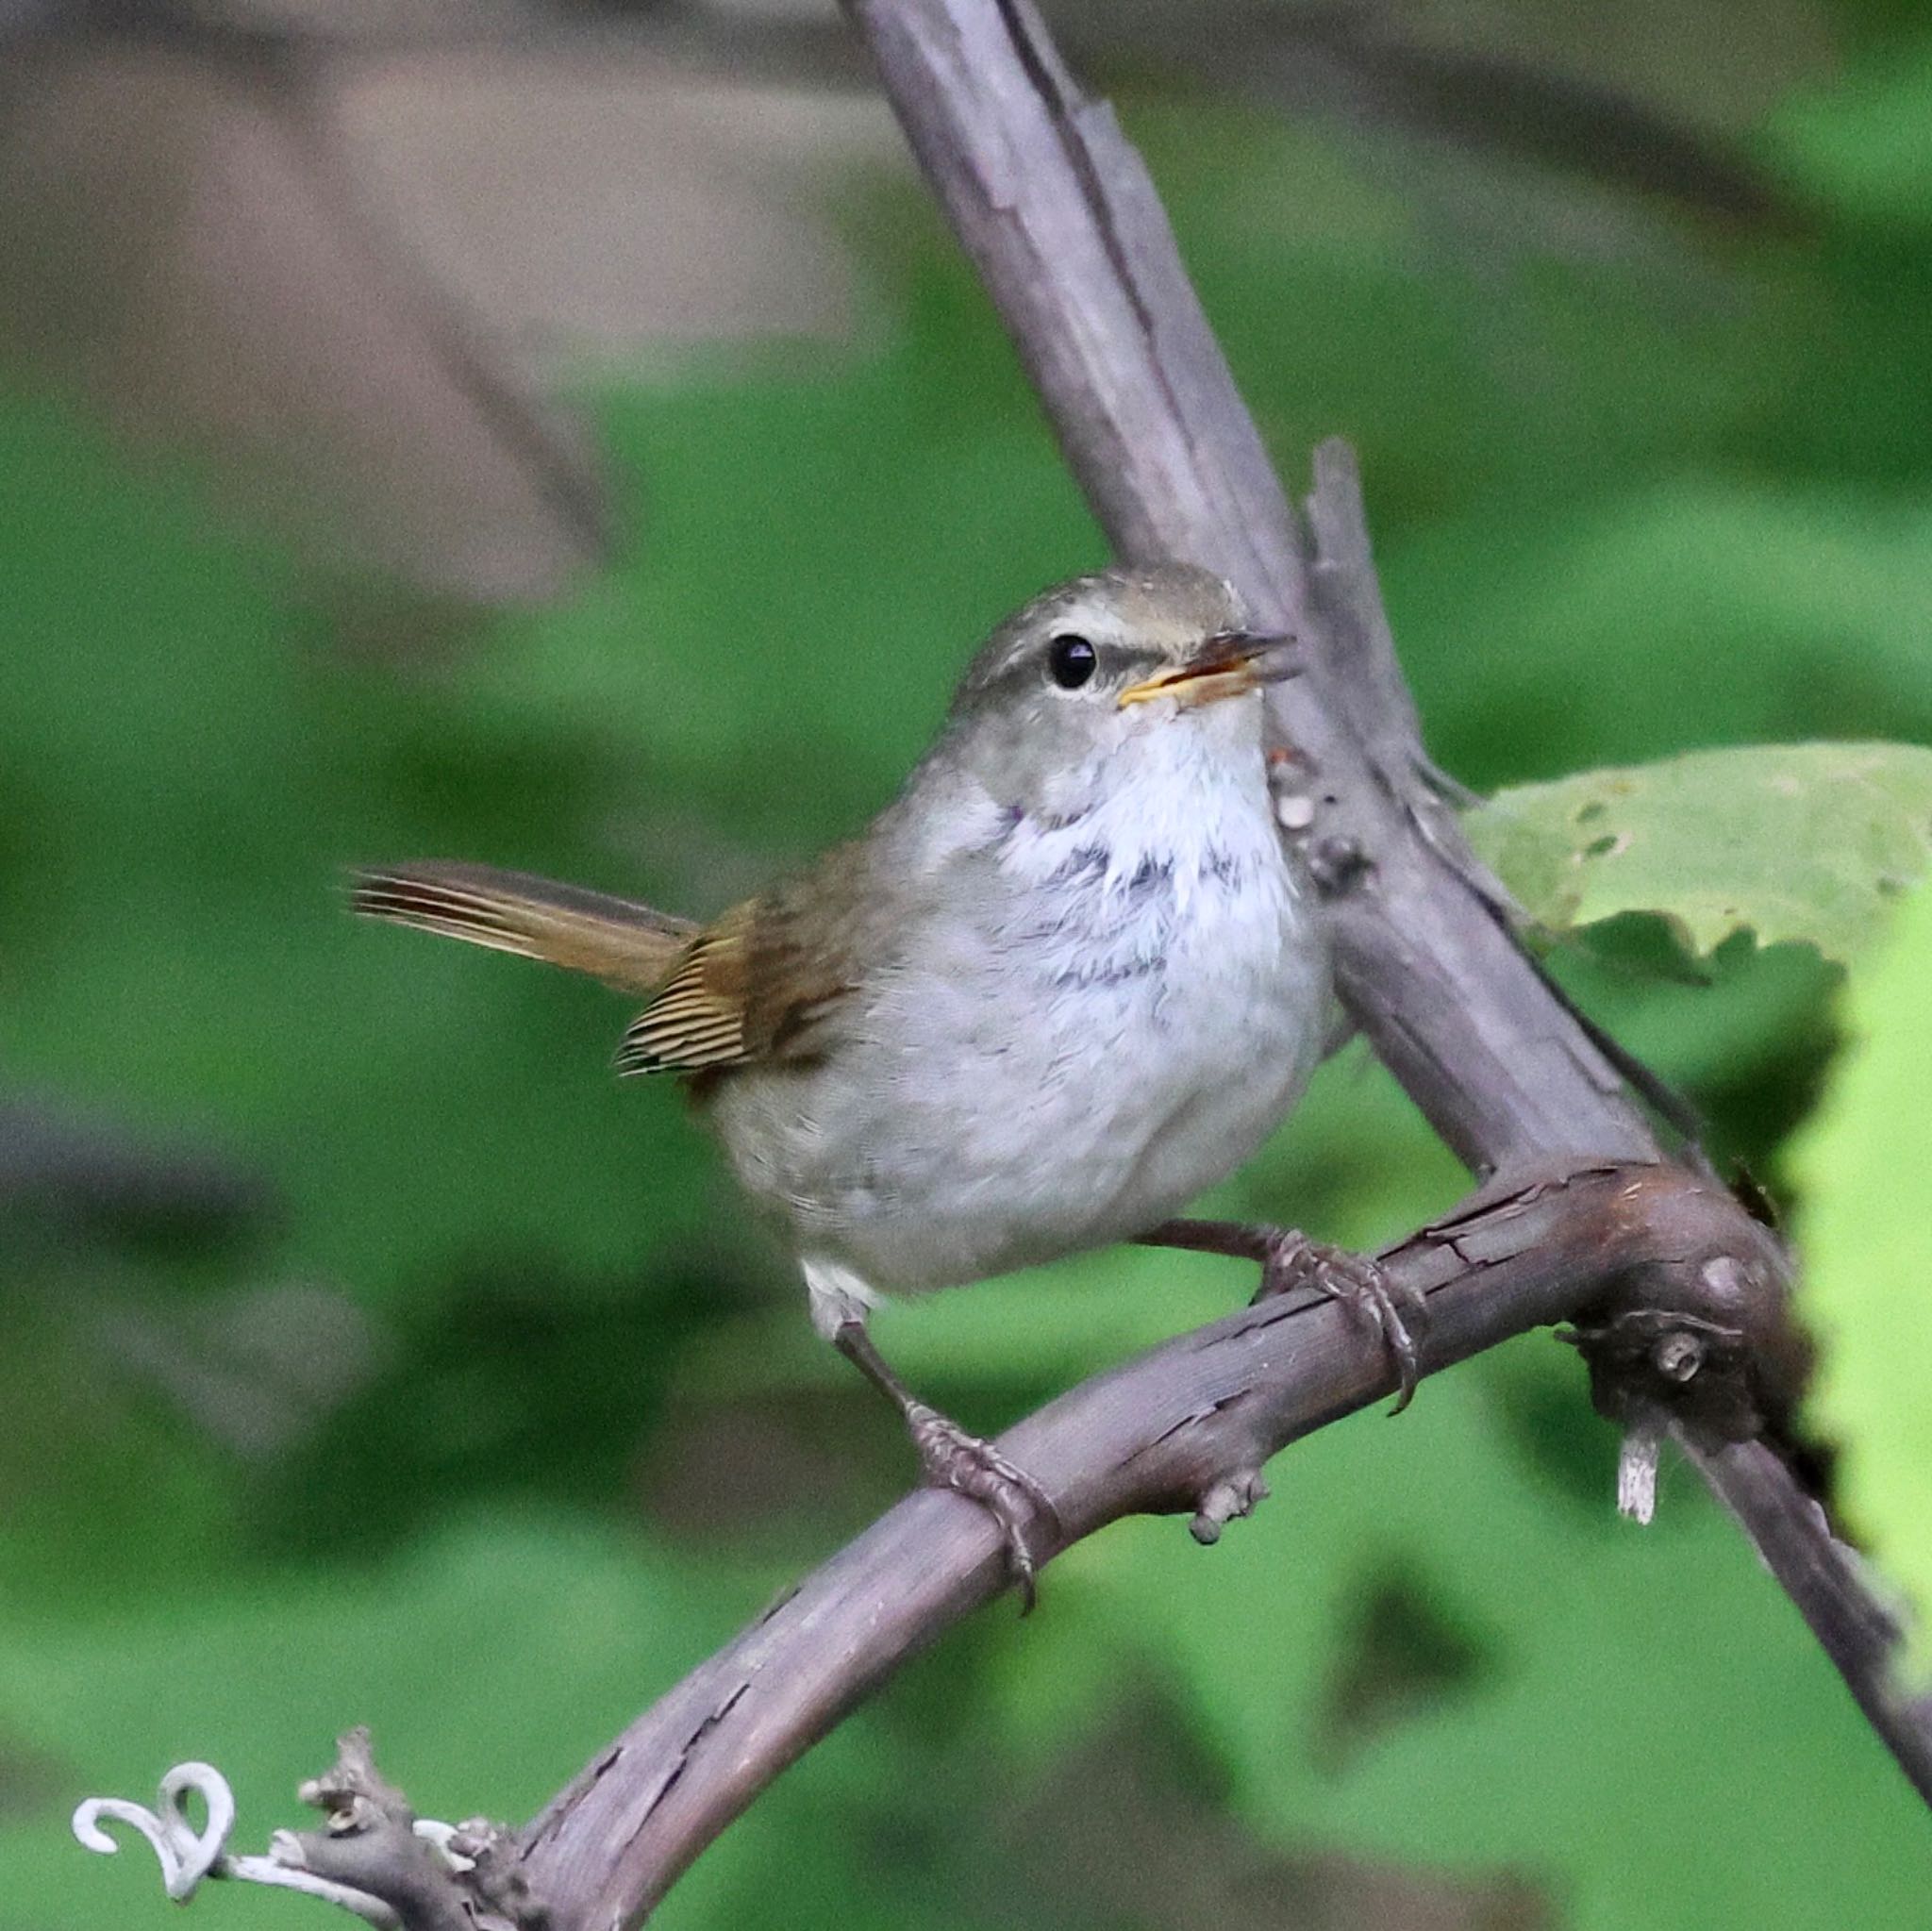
[501,2,1932,1916]
[79,2,1932,1928]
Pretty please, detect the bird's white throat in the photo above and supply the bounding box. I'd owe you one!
[992,693,1289,925]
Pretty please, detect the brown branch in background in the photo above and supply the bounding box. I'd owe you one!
[1,0,1791,617]
[16,2,1798,232]
[0,1098,270,1236]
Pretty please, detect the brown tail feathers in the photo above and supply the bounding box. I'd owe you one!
[351,862,695,995]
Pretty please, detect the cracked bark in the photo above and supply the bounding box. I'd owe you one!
[484,0,1932,1923]
[508,1166,1899,1928]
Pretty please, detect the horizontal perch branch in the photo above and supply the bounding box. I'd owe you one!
[514,1163,1793,1926]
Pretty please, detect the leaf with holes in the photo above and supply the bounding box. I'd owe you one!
[1463,742,1932,962]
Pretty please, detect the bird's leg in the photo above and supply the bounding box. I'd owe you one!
[832,1321,1059,1609]
[1136,1218,1426,1412]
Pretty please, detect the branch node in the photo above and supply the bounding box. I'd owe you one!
[1190,1467,1270,1544]
[1307,833,1372,897]
[75,1736,542,1931]
[1564,1305,1758,1449]
[299,1727,413,1837]
[283,1730,539,1931]
[1552,1168,1807,1457]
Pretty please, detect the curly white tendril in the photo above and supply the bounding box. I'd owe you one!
[73,1761,460,1926]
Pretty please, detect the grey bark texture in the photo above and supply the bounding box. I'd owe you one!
[496,3,1932,1927]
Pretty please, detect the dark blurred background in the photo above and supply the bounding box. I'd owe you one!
[5,4,1932,1927]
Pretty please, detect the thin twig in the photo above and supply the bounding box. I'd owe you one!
[1689,1436,1932,1806]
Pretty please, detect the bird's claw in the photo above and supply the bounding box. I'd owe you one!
[906,1406,1059,1610]
[1255,1231,1425,1412]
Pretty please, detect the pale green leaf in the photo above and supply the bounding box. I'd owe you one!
[1464,742,1932,961]
[1791,879,1932,1668]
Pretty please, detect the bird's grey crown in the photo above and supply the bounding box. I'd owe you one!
[951,562,1247,707]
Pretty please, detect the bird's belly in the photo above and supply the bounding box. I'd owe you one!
[708,851,1326,1292]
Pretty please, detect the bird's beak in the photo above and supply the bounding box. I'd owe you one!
[1116,630,1301,710]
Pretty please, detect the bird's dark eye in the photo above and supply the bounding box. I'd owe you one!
[1047,635,1097,690]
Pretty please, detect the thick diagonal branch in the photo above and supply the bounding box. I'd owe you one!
[828,0,1921,1774]
[853,0,1653,1171]
[503,1,1928,1923]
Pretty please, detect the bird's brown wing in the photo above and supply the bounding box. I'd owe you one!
[352,862,696,995]
[615,847,872,1076]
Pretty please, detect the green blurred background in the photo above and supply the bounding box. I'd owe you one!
[4,5,1932,1928]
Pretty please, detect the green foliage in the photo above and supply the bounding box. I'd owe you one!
[1791,880,1932,1665]
[8,15,1932,1931]
[1773,30,1932,229]
[992,1366,1932,1931]
[1466,741,1932,961]
[1390,486,1932,790]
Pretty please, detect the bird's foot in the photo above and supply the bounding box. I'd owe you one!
[1256,1231,1426,1413]
[905,1405,1058,1611]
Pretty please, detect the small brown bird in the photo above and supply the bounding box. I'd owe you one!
[355,566,1385,1596]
